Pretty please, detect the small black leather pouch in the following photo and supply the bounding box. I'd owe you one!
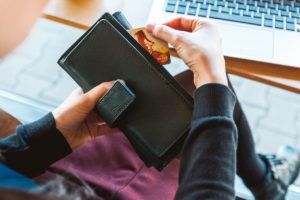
[58,12,193,170]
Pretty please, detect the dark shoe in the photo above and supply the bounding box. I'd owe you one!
[248,145,300,200]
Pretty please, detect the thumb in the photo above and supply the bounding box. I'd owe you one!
[83,80,116,111]
[146,23,181,47]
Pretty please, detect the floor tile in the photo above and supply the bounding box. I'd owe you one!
[235,78,270,108]
[0,54,32,89]
[13,73,53,102]
[239,103,267,143]
[255,127,297,154]
[259,96,300,136]
[41,70,78,106]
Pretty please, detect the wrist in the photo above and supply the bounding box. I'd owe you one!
[52,111,73,149]
[193,70,228,88]
[193,56,227,88]
[52,111,64,137]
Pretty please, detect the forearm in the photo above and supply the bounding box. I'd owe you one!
[175,84,237,200]
[0,113,72,177]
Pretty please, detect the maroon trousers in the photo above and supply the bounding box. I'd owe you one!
[35,131,179,199]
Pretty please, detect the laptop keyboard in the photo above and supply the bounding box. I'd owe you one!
[165,0,300,32]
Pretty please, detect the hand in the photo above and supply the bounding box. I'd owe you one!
[146,17,227,88]
[52,81,119,150]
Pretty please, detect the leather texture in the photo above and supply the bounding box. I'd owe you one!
[112,11,132,30]
[58,13,193,170]
[96,80,136,127]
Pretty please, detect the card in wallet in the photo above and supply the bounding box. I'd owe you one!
[58,13,193,170]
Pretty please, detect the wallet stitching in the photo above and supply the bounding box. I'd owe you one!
[67,64,92,92]
[102,17,193,157]
[98,82,133,106]
[58,22,102,92]
[60,16,191,108]
[103,20,193,111]
[103,21,191,156]
[59,18,191,157]
[104,97,134,126]
[97,82,135,126]
[104,16,193,107]
[61,18,190,108]
[110,95,134,125]
[104,22,192,154]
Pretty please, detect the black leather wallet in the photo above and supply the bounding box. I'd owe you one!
[58,13,193,170]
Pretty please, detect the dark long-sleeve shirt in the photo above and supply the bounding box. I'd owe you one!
[175,83,237,199]
[0,113,72,177]
[0,83,237,199]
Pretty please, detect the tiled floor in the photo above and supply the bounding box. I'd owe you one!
[1,19,300,185]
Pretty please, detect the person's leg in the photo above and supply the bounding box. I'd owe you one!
[232,98,267,186]
[228,80,267,186]
[229,78,300,200]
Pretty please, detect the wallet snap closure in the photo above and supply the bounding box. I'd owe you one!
[96,80,136,127]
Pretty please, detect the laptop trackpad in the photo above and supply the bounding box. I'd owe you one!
[218,23,273,60]
[274,31,300,67]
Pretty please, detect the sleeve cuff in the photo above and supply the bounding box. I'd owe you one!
[17,113,72,173]
[193,83,237,119]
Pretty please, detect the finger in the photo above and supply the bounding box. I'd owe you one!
[84,80,116,106]
[164,17,207,32]
[97,124,119,137]
[164,17,194,31]
[63,88,84,103]
[146,23,180,46]
[71,88,84,96]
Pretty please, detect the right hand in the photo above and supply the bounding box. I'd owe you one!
[146,17,227,88]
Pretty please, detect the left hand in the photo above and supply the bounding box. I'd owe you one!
[52,81,119,150]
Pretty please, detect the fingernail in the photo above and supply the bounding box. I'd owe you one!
[100,82,113,91]
[146,23,156,33]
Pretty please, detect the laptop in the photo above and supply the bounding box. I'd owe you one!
[147,0,300,68]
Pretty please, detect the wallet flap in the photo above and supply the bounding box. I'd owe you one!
[96,80,135,127]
